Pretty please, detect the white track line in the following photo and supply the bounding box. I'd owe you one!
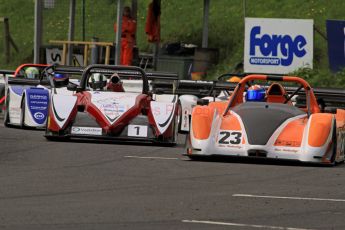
[124,156,179,160]
[233,194,345,202]
[182,220,314,230]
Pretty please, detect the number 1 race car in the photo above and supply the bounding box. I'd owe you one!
[186,74,345,165]
[45,65,179,145]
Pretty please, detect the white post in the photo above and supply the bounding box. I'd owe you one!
[115,0,123,65]
[67,0,76,66]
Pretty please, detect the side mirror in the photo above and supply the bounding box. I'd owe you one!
[67,83,77,91]
[197,99,209,106]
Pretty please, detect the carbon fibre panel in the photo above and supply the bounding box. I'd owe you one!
[232,102,305,145]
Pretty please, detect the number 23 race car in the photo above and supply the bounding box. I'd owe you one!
[186,74,345,165]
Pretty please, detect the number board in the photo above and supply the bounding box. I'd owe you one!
[217,130,242,145]
[128,125,148,137]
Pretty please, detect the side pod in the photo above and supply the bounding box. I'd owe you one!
[191,105,215,140]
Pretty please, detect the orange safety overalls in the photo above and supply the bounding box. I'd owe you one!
[114,16,136,65]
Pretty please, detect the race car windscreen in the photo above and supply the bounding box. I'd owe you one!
[87,72,144,93]
[243,80,306,106]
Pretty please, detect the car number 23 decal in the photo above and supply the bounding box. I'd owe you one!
[218,131,242,145]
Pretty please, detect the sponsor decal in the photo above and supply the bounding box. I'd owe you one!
[250,26,307,66]
[274,148,298,153]
[71,126,102,135]
[91,93,137,124]
[27,89,49,124]
[29,94,48,100]
[244,18,313,74]
[33,112,45,120]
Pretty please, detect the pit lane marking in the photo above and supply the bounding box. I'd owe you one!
[124,156,179,160]
[182,220,314,230]
[233,194,345,202]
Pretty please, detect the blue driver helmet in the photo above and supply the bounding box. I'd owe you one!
[54,73,64,79]
[53,73,69,87]
[246,84,266,102]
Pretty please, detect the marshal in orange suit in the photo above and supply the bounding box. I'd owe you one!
[114,6,136,65]
[145,0,161,43]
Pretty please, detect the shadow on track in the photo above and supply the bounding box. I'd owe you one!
[182,155,344,168]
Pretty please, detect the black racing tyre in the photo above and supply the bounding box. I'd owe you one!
[20,96,26,129]
[45,135,63,141]
[0,84,5,113]
[3,91,10,127]
[177,101,183,133]
[187,155,205,161]
[44,121,70,142]
[45,130,68,142]
[172,103,182,145]
[330,121,337,165]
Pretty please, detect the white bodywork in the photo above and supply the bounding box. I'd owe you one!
[116,79,230,133]
[5,83,73,128]
[188,110,339,164]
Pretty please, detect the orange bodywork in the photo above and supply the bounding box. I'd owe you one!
[335,109,345,128]
[220,115,241,130]
[274,117,307,147]
[192,102,227,140]
[192,106,214,140]
[308,113,333,147]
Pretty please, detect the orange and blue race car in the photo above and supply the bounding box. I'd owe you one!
[186,74,345,165]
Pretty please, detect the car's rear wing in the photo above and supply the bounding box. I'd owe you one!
[52,65,179,80]
[151,79,238,97]
[291,87,345,110]
[0,70,15,84]
[0,70,15,77]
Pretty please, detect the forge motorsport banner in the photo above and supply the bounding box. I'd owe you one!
[244,18,314,74]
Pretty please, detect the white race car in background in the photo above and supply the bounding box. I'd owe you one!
[151,73,240,133]
[0,70,13,113]
[3,64,80,128]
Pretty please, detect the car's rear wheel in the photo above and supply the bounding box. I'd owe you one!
[171,103,182,145]
[329,121,337,165]
[0,84,5,113]
[177,101,183,133]
[4,91,10,127]
[187,155,204,161]
[20,97,26,129]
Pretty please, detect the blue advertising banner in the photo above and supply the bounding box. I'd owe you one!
[326,20,345,72]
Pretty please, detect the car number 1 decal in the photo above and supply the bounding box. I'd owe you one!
[218,131,242,145]
[128,125,148,137]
